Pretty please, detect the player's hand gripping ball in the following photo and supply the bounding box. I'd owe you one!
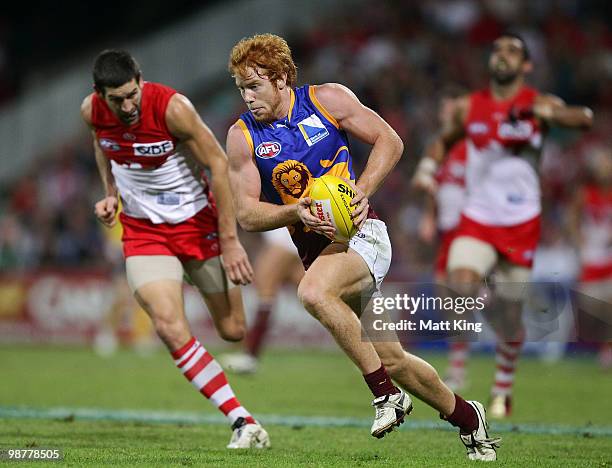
[309,175,358,243]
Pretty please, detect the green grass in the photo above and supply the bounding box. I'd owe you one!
[1,345,611,466]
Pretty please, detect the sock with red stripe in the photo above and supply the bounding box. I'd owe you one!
[492,330,525,398]
[447,341,469,382]
[363,365,399,398]
[172,337,255,425]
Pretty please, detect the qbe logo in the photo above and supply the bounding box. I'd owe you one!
[133,140,174,157]
[255,141,282,159]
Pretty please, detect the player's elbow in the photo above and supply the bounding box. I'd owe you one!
[207,153,229,176]
[582,107,594,129]
[387,131,404,164]
[236,211,257,232]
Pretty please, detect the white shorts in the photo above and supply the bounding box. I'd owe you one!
[262,227,297,253]
[348,219,392,292]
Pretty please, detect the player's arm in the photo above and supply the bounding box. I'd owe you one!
[412,95,469,193]
[80,95,118,227]
[312,83,404,228]
[418,192,438,245]
[226,123,335,237]
[533,94,593,129]
[165,94,253,285]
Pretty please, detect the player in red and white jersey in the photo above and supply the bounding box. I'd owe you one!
[417,88,470,392]
[568,147,612,369]
[81,50,269,448]
[419,143,467,278]
[414,33,593,418]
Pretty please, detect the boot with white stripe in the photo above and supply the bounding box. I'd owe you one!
[459,401,501,461]
[370,390,413,438]
[227,417,270,449]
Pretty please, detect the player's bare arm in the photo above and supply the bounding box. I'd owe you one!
[412,95,469,193]
[312,83,404,228]
[166,94,253,285]
[533,93,593,129]
[81,94,119,227]
[418,192,438,244]
[226,123,335,237]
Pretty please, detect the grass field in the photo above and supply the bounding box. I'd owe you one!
[1,345,611,466]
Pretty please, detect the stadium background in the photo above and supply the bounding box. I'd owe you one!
[0,1,610,465]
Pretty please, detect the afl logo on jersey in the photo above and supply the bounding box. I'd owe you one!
[256,141,282,159]
[99,138,120,151]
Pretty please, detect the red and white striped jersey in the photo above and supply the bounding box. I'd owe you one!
[463,87,543,226]
[91,82,209,224]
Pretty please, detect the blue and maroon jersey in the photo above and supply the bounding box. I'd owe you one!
[236,85,357,268]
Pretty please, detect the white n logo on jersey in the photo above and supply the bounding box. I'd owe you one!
[298,114,329,147]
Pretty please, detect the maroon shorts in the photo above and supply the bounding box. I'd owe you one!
[120,205,220,262]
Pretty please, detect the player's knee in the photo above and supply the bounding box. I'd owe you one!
[297,280,327,312]
[380,351,410,379]
[448,268,481,297]
[217,322,246,342]
[149,308,187,344]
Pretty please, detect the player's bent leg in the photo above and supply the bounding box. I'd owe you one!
[369,343,500,459]
[372,341,455,415]
[486,262,530,418]
[246,246,303,354]
[447,236,497,296]
[184,256,246,342]
[298,233,408,438]
[297,242,382,374]
[127,256,267,448]
[203,287,246,342]
[127,255,189,350]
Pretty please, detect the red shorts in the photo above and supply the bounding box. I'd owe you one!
[120,205,220,262]
[435,228,460,275]
[454,215,541,268]
[580,263,612,282]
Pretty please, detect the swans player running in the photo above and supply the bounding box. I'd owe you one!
[81,49,269,448]
[414,33,593,418]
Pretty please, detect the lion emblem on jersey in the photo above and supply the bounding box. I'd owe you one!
[271,160,313,204]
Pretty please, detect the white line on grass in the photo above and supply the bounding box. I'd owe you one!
[1,406,610,437]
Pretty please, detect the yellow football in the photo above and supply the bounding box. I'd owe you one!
[309,175,358,243]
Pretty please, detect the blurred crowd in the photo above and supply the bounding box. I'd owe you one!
[1,0,610,280]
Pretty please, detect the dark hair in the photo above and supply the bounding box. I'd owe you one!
[93,49,141,94]
[495,32,531,61]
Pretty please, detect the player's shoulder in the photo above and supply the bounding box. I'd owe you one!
[226,118,253,156]
[308,83,360,121]
[80,93,95,124]
[164,93,198,129]
[310,83,357,102]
